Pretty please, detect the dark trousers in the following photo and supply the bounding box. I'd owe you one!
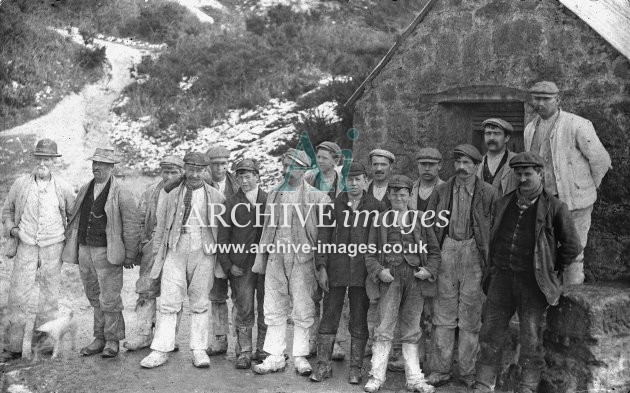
[319,286,369,340]
[228,268,266,335]
[478,269,548,370]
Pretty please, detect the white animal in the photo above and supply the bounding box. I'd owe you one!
[28,309,78,361]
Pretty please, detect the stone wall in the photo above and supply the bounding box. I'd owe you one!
[353,0,630,282]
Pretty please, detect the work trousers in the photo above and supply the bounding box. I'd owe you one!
[229,267,266,337]
[210,277,229,336]
[135,238,160,303]
[319,286,369,340]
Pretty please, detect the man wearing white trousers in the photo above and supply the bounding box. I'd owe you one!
[251,148,331,376]
[141,152,225,369]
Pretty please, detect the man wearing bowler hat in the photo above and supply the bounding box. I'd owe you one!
[426,144,498,387]
[473,152,581,393]
[124,155,185,351]
[477,118,518,196]
[62,147,140,358]
[1,139,75,361]
[141,152,225,369]
[524,81,611,285]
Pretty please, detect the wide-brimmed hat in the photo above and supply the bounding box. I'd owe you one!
[32,138,62,157]
[87,148,119,164]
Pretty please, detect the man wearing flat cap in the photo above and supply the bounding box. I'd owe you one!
[473,152,581,393]
[410,147,445,212]
[310,161,386,384]
[363,175,441,393]
[476,118,518,196]
[251,148,331,376]
[525,81,611,285]
[124,155,184,351]
[141,152,225,369]
[216,158,269,369]
[62,147,140,358]
[205,145,240,357]
[1,139,75,361]
[426,144,498,387]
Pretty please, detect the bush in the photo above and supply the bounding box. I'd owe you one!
[76,45,107,69]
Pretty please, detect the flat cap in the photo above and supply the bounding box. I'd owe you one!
[369,148,395,163]
[159,155,184,168]
[317,141,341,156]
[283,148,311,168]
[206,146,231,161]
[509,152,544,168]
[482,118,514,135]
[183,151,209,166]
[348,161,367,177]
[388,174,413,190]
[234,158,260,174]
[453,144,482,163]
[416,147,442,163]
[529,81,559,97]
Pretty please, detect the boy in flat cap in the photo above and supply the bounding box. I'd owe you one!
[426,144,498,387]
[1,139,75,361]
[363,175,441,393]
[525,81,611,285]
[216,158,268,369]
[477,118,518,196]
[410,147,445,212]
[62,148,140,358]
[205,145,240,357]
[251,149,331,376]
[124,155,184,351]
[310,162,386,384]
[473,152,581,393]
[141,152,225,369]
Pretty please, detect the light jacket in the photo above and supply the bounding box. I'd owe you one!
[409,177,445,210]
[484,190,582,306]
[524,110,611,210]
[62,176,140,265]
[476,150,518,196]
[151,182,226,280]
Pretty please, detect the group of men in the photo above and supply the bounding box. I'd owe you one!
[1,81,611,393]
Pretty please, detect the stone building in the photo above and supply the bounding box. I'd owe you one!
[350,0,630,391]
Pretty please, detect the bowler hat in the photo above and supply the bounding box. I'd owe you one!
[453,144,482,164]
[482,118,514,135]
[529,81,560,97]
[184,151,209,166]
[416,147,442,163]
[234,158,260,174]
[509,152,544,168]
[87,148,119,164]
[33,138,62,157]
[388,175,413,190]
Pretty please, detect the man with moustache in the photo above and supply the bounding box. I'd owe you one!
[363,175,441,393]
[524,81,611,285]
[1,139,75,361]
[476,118,518,196]
[141,152,225,369]
[310,162,386,384]
[217,158,268,369]
[205,146,240,357]
[473,152,581,393]
[251,149,331,376]
[426,144,498,387]
[62,148,140,358]
[124,155,184,351]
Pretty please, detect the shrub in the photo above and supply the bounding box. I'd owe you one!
[76,45,107,69]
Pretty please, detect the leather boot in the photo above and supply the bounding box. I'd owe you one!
[309,334,335,382]
[364,340,392,392]
[348,338,367,384]
[236,326,253,369]
[517,368,541,393]
[101,341,119,358]
[473,363,497,392]
[124,298,156,351]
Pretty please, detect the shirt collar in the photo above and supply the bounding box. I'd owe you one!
[455,176,475,195]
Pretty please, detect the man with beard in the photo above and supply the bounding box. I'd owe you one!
[124,155,184,351]
[524,81,611,285]
[205,146,240,357]
[426,144,498,388]
[363,175,441,393]
[62,148,140,358]
[473,152,581,393]
[1,139,75,361]
[217,158,268,369]
[141,152,225,369]
[251,149,330,376]
[476,118,518,196]
[310,162,386,384]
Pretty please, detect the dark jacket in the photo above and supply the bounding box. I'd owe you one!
[484,190,582,306]
[316,191,386,287]
[427,176,498,267]
[364,210,442,297]
[210,171,239,198]
[217,187,268,272]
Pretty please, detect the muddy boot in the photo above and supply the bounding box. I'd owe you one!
[101,340,119,358]
[309,334,335,382]
[124,298,156,351]
[236,327,253,369]
[348,338,367,384]
[387,345,405,372]
[364,340,392,392]
[80,338,105,356]
[253,325,269,361]
[517,368,541,393]
[206,335,228,356]
[332,340,346,361]
[473,363,497,392]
